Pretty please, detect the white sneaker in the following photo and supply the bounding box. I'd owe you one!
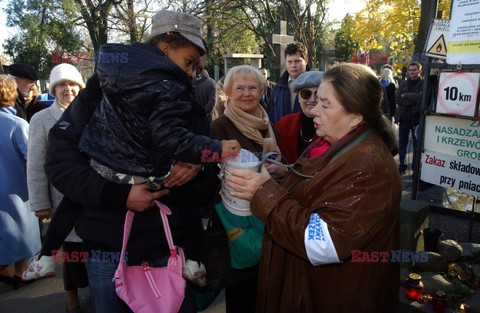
[22,254,55,281]
[182,259,207,287]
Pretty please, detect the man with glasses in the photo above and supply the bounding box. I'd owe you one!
[268,42,309,124]
[8,63,48,122]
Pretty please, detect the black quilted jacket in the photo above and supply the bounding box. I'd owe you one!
[79,42,221,177]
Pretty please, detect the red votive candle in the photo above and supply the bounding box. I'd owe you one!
[404,273,425,301]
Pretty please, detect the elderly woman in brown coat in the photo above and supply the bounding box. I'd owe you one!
[226,63,401,313]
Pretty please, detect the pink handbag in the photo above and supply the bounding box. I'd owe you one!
[114,201,186,313]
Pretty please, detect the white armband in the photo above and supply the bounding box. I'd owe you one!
[304,213,340,265]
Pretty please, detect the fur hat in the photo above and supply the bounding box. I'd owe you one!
[9,63,39,81]
[293,71,325,93]
[49,63,85,96]
[149,10,205,55]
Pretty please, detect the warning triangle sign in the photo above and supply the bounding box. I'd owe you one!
[427,34,447,57]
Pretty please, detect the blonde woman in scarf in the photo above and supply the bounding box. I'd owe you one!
[211,65,284,178]
[210,65,284,313]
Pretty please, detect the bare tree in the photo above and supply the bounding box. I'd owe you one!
[72,0,121,52]
[206,0,327,68]
[110,0,158,43]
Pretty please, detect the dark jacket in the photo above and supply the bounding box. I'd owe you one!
[15,94,48,122]
[251,129,401,313]
[260,80,276,112]
[45,73,219,264]
[193,69,216,120]
[395,78,423,124]
[79,43,221,177]
[268,71,301,124]
[385,82,397,117]
[380,82,396,117]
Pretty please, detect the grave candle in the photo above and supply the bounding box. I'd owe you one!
[404,273,424,300]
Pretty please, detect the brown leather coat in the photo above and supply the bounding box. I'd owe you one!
[251,128,401,313]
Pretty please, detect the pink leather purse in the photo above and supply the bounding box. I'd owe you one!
[114,201,185,313]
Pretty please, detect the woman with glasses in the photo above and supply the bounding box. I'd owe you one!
[211,65,284,179]
[276,71,323,163]
[210,65,282,313]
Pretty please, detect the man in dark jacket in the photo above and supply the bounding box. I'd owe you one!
[395,62,423,174]
[8,63,48,122]
[268,42,308,124]
[259,67,276,112]
[193,54,216,123]
[45,10,227,313]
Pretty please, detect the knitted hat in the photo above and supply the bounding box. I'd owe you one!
[49,63,85,97]
[293,71,325,93]
[149,10,206,55]
[9,63,39,81]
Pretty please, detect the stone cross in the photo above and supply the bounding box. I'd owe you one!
[269,20,294,81]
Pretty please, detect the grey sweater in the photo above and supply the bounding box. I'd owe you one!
[27,99,81,242]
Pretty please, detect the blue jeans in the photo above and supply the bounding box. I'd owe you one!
[398,120,418,171]
[85,255,197,313]
[85,256,131,313]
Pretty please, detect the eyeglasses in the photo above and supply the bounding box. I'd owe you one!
[299,89,317,100]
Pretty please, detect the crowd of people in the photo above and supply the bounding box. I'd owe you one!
[0,8,424,313]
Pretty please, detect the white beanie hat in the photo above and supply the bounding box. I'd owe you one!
[49,63,85,97]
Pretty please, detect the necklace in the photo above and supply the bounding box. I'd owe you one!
[299,125,313,143]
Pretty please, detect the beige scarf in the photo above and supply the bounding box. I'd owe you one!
[224,99,280,155]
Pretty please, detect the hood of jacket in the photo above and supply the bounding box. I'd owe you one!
[97,42,193,93]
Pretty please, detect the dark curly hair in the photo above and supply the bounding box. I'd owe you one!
[284,42,308,59]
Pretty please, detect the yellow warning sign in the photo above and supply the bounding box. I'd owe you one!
[427,34,447,57]
[424,19,449,59]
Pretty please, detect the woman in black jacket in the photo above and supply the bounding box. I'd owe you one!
[380,67,397,119]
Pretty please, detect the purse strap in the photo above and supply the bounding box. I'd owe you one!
[119,200,178,264]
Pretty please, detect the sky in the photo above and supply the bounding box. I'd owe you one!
[0,0,366,60]
[327,0,366,24]
[0,1,13,56]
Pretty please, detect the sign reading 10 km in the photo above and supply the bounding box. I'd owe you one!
[436,72,479,117]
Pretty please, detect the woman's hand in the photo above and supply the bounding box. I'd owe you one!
[164,161,202,188]
[264,162,287,179]
[226,166,271,201]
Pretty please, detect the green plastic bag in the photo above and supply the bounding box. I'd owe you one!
[214,203,264,269]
